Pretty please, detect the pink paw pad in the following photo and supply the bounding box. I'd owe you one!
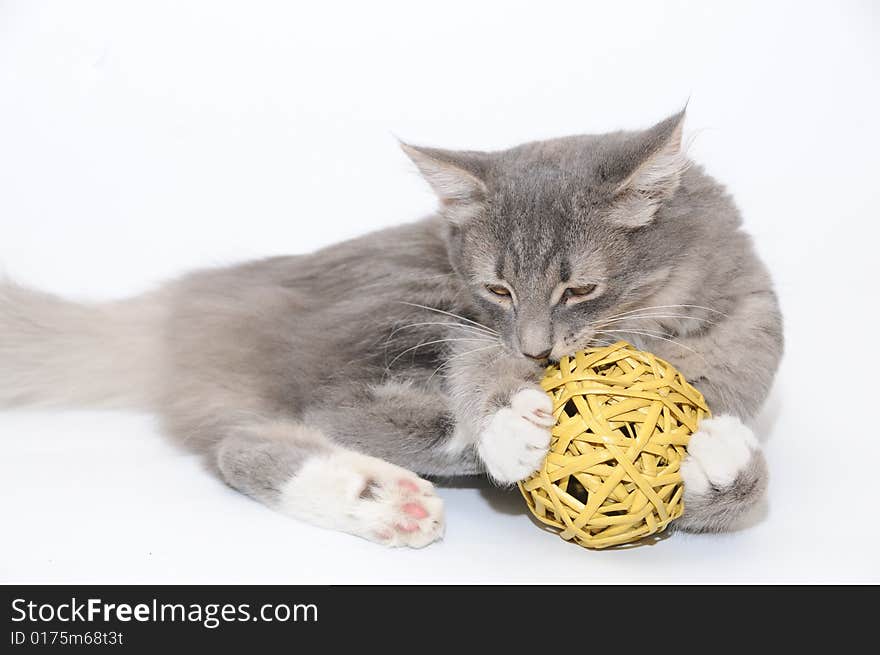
[398,479,420,493]
[403,502,428,519]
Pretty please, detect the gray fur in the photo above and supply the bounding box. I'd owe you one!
[675,450,769,533]
[0,281,166,408]
[0,110,783,534]
[303,381,480,476]
[216,423,330,506]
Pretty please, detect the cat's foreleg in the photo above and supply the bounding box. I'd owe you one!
[215,419,444,547]
[302,380,482,477]
[650,292,780,533]
[677,414,768,532]
[444,348,554,485]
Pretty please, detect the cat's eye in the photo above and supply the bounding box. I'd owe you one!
[486,284,511,297]
[563,284,598,301]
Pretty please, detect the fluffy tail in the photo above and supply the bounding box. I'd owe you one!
[0,280,166,409]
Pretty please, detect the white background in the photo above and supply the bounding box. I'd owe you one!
[1,0,878,583]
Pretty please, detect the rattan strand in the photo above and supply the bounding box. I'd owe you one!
[518,341,710,549]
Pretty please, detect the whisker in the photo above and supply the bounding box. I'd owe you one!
[396,301,499,335]
[593,314,717,328]
[599,304,729,322]
[426,343,503,383]
[597,327,672,339]
[384,337,495,371]
[595,328,708,362]
[387,321,497,340]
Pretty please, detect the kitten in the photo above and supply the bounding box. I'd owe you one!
[0,110,782,547]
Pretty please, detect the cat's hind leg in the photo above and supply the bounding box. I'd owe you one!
[215,420,445,548]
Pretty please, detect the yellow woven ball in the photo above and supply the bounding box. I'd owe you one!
[518,341,710,549]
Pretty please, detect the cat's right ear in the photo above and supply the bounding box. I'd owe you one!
[400,142,488,224]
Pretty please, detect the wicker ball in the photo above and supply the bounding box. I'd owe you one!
[518,341,710,549]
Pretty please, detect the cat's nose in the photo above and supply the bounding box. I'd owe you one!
[522,348,552,362]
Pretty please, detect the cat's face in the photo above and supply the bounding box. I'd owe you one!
[452,185,629,361]
[404,111,686,361]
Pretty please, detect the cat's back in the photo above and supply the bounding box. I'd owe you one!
[163,215,460,366]
[170,216,451,301]
[160,215,465,412]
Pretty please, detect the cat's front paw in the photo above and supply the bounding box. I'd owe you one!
[478,388,554,485]
[681,415,759,495]
[677,414,768,532]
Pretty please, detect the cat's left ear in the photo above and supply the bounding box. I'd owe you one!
[400,142,489,224]
[608,109,688,228]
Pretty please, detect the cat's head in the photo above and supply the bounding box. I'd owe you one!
[403,110,689,362]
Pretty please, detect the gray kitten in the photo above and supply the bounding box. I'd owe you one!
[0,110,782,546]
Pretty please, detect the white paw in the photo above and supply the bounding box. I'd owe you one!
[278,450,444,548]
[681,414,759,497]
[478,387,554,484]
